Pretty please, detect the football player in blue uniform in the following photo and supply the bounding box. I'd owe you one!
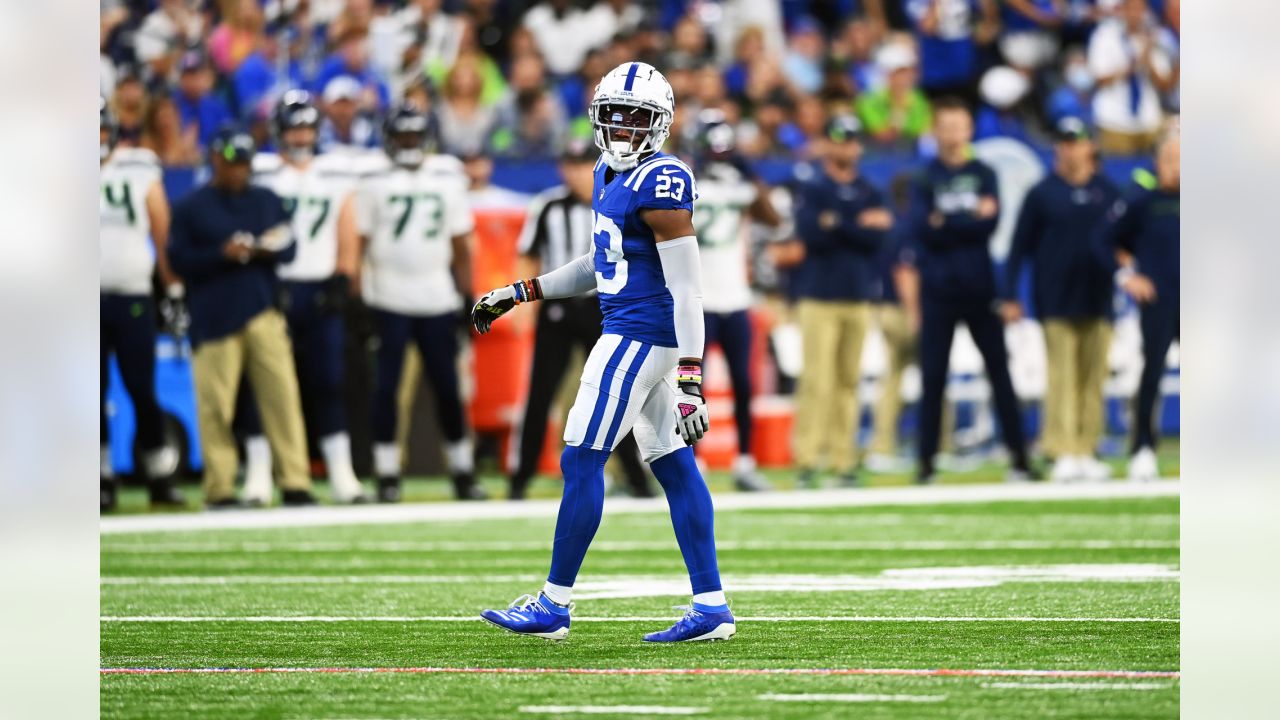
[471,62,734,643]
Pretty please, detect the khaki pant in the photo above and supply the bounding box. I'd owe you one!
[193,309,311,501]
[793,299,871,474]
[1042,318,1113,457]
[869,305,914,456]
[1098,127,1160,156]
[395,346,423,464]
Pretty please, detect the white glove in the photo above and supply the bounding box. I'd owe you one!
[256,223,294,253]
[674,361,709,445]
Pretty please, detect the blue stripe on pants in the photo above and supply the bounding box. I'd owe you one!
[582,339,632,448]
[601,342,651,449]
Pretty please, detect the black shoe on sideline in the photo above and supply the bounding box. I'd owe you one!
[149,481,187,507]
[796,468,820,489]
[508,476,529,501]
[453,473,488,501]
[837,470,862,488]
[281,490,318,507]
[377,477,402,503]
[101,478,117,513]
[206,497,246,511]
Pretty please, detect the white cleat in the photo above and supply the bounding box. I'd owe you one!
[243,469,274,507]
[329,471,370,504]
[1079,456,1113,483]
[1128,447,1159,482]
[1049,455,1083,484]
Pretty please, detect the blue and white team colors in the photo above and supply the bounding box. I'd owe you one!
[560,152,696,461]
[482,61,734,644]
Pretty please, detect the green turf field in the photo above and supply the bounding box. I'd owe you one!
[100,488,1179,718]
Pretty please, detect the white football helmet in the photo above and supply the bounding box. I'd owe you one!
[590,62,675,172]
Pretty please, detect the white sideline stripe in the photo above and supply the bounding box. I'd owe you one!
[101,574,542,585]
[100,615,1178,623]
[759,693,947,703]
[102,539,1179,554]
[100,481,1181,535]
[99,563,1177,591]
[101,565,1179,591]
[982,682,1174,690]
[520,706,706,716]
[101,666,1181,679]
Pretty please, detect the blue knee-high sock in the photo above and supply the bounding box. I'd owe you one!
[546,444,609,588]
[650,447,722,595]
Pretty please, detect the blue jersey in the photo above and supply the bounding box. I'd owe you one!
[591,152,698,347]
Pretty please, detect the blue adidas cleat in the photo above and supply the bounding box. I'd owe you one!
[480,593,572,641]
[642,604,736,643]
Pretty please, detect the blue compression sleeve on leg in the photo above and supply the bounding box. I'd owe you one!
[546,444,609,587]
[651,447,723,595]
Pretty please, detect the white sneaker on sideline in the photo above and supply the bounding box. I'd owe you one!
[864,454,911,474]
[1050,455,1083,483]
[1079,456,1113,482]
[1128,447,1159,482]
[329,470,368,504]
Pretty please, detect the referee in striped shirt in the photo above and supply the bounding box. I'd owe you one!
[507,137,652,500]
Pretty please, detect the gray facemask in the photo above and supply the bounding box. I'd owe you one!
[284,145,314,163]
[393,148,425,168]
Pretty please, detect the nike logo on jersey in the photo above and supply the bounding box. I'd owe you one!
[660,167,679,175]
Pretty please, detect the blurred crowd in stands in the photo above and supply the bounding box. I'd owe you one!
[101,0,1179,165]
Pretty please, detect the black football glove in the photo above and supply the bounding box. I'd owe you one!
[471,279,540,335]
[157,286,190,339]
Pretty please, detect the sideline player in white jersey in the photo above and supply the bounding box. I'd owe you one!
[356,103,483,502]
[100,98,184,511]
[473,62,734,643]
[247,90,368,504]
[688,109,784,492]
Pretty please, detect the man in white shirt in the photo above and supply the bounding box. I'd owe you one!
[522,0,592,77]
[1087,0,1177,154]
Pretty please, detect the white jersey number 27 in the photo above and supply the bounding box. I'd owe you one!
[593,211,628,294]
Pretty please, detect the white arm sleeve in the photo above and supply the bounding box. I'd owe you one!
[656,235,705,360]
[536,252,597,299]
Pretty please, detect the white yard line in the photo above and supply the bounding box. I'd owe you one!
[981,681,1174,690]
[99,615,1178,623]
[100,574,543,585]
[102,539,1178,553]
[759,693,947,703]
[100,666,1182,679]
[101,565,1180,595]
[519,706,706,715]
[100,481,1180,534]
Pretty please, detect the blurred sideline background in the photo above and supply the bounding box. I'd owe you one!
[100,0,1179,488]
